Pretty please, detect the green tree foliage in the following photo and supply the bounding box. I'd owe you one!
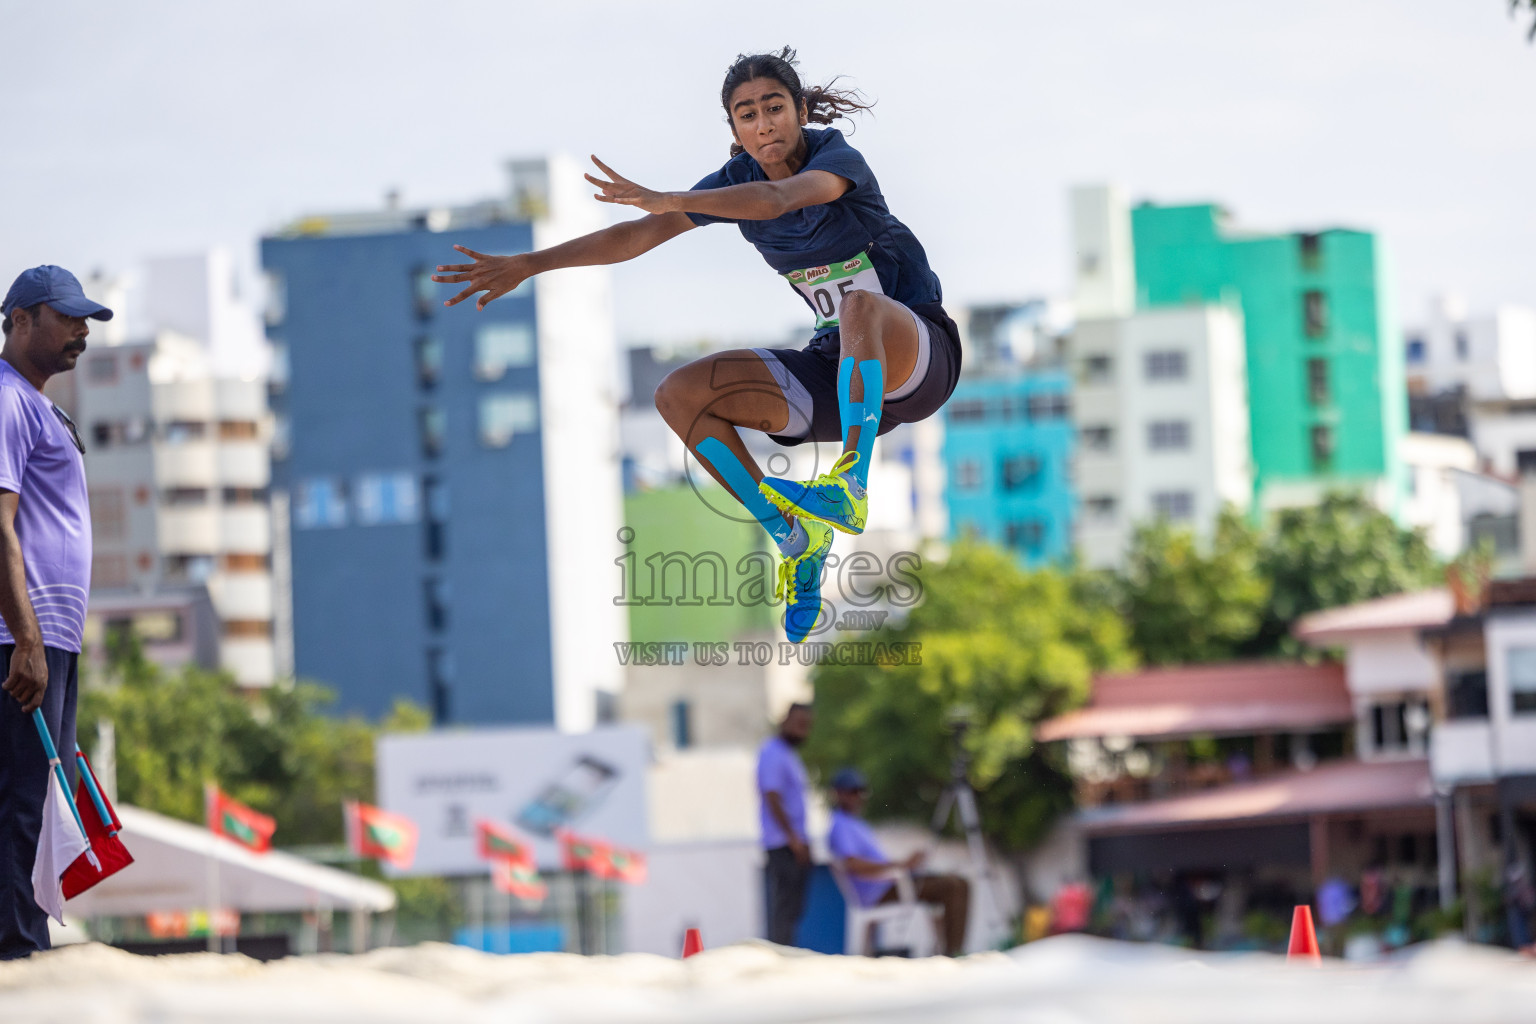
[80,635,428,847]
[1119,508,1270,665]
[1250,491,1440,655]
[802,544,1134,851]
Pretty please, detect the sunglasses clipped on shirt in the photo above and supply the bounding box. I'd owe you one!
[52,404,84,455]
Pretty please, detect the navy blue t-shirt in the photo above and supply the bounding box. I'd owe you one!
[687,128,943,342]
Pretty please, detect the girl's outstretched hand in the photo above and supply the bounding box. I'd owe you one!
[585,156,677,215]
[432,246,531,310]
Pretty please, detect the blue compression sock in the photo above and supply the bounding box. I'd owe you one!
[835,358,884,491]
[695,437,795,549]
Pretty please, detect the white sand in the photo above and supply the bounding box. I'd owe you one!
[2,936,1534,1024]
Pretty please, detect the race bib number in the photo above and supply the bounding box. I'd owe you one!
[785,252,883,330]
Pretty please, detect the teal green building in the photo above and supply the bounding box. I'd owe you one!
[1130,204,1406,510]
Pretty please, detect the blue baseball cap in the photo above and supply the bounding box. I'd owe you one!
[3,266,113,321]
[831,767,869,792]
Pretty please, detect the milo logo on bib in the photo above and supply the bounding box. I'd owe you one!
[784,250,883,330]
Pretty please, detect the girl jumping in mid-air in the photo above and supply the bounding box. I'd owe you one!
[433,47,961,644]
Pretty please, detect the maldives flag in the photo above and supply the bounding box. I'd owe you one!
[490,858,548,902]
[476,818,533,865]
[345,801,418,869]
[603,845,648,885]
[62,750,134,899]
[557,830,611,875]
[205,784,275,853]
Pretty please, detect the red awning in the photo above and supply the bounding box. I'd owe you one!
[1078,758,1435,835]
[1036,661,1351,742]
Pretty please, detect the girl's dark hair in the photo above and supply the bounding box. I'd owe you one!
[720,47,873,156]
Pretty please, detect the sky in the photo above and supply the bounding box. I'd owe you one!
[2,0,1534,346]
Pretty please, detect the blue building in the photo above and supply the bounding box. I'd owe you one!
[262,157,625,729]
[943,369,1076,565]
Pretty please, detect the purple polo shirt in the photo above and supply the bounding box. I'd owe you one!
[829,809,895,906]
[0,359,90,652]
[756,735,807,850]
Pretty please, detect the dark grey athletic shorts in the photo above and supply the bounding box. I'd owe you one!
[753,302,963,448]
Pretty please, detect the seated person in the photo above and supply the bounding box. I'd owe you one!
[827,767,971,956]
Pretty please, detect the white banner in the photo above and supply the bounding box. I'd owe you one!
[376,724,650,876]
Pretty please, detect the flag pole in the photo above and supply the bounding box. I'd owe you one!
[31,710,88,840]
[204,783,221,954]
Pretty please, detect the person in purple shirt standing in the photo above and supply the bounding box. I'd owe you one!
[828,767,971,956]
[0,266,111,959]
[757,702,813,945]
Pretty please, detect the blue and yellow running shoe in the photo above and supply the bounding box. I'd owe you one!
[759,452,868,536]
[777,519,834,643]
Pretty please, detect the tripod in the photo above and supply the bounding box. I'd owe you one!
[931,722,1005,947]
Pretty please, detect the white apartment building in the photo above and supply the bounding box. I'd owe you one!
[75,253,277,686]
[1069,184,1253,569]
[1407,294,1536,478]
[1073,307,1253,568]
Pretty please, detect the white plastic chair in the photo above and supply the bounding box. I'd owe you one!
[830,860,942,957]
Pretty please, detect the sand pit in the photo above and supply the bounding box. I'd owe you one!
[2,936,1534,1024]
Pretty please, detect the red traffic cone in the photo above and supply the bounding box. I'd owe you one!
[681,927,704,958]
[1287,905,1320,962]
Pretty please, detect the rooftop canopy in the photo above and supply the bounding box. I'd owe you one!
[1291,588,1454,645]
[65,805,395,918]
[1077,758,1434,835]
[1035,661,1351,743]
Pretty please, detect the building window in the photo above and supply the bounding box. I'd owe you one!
[1085,495,1117,520]
[1307,358,1330,406]
[1446,670,1489,719]
[428,647,453,725]
[424,474,449,561]
[1311,424,1334,469]
[223,553,268,572]
[355,472,420,526]
[419,407,446,458]
[162,421,207,444]
[86,354,118,385]
[954,459,982,490]
[1082,354,1113,384]
[89,487,126,541]
[412,266,438,318]
[1455,331,1469,360]
[1370,699,1429,752]
[264,269,286,326]
[1080,425,1114,451]
[474,323,536,381]
[1515,450,1536,475]
[164,554,216,583]
[1510,647,1536,714]
[1147,420,1191,451]
[221,487,266,505]
[1304,290,1328,338]
[671,699,693,750]
[295,477,347,529]
[1144,350,1187,381]
[162,487,210,506]
[479,393,539,448]
[1152,490,1194,520]
[1000,454,1042,492]
[1004,519,1045,556]
[1026,392,1070,420]
[947,399,987,424]
[1298,232,1322,271]
[415,335,442,387]
[1405,337,1425,365]
[424,576,450,632]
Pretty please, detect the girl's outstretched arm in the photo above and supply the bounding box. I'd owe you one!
[432,210,695,310]
[586,156,850,222]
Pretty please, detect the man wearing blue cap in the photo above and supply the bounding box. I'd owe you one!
[828,766,971,956]
[0,265,111,958]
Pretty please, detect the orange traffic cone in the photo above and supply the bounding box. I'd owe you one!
[682,927,704,958]
[1287,905,1320,962]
